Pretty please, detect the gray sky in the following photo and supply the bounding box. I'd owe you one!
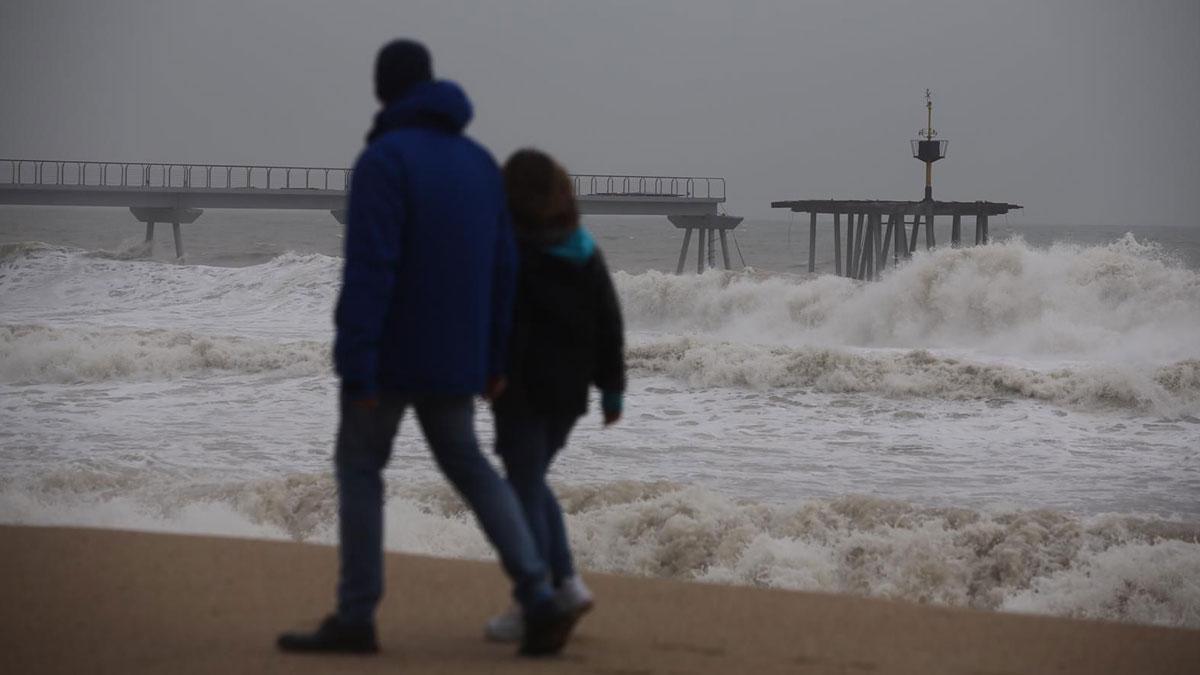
[2,0,1197,224]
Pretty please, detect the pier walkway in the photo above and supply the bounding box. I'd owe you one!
[0,159,738,264]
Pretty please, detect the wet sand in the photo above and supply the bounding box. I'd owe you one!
[1,525,1196,674]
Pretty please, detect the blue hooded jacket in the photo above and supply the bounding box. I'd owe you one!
[334,80,516,397]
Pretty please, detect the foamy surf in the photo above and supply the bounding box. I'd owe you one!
[2,232,1198,632]
[0,324,329,383]
[2,471,1197,629]
[629,339,1200,415]
[617,234,1200,363]
[4,323,1196,415]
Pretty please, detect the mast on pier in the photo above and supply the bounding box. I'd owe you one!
[911,89,948,201]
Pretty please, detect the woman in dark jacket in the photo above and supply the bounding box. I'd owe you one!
[486,149,626,641]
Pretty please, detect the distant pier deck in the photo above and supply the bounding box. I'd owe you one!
[771,199,1023,280]
[0,159,739,262]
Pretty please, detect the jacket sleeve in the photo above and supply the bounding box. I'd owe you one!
[487,206,518,380]
[333,150,404,397]
[591,250,626,408]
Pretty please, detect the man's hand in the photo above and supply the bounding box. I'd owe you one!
[483,376,507,402]
[603,409,621,426]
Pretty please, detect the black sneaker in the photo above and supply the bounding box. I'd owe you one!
[519,600,580,657]
[277,615,379,654]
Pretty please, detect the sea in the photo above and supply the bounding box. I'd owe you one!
[2,205,1198,629]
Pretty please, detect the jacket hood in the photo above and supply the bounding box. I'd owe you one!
[366,80,473,142]
[544,227,595,264]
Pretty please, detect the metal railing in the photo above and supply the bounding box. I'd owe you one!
[0,159,352,191]
[571,173,724,200]
[1,160,726,201]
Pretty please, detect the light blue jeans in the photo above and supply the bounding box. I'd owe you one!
[334,394,553,625]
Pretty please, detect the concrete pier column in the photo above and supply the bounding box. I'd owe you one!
[675,228,693,274]
[807,211,817,273]
[926,211,936,249]
[951,214,962,247]
[129,207,202,260]
[846,213,857,278]
[908,213,921,253]
[667,214,744,274]
[878,213,892,272]
[833,212,843,276]
[980,214,990,244]
[856,217,872,281]
[894,212,906,261]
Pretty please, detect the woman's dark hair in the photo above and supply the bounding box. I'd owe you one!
[503,149,579,245]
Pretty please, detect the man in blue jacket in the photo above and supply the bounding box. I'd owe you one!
[278,39,575,657]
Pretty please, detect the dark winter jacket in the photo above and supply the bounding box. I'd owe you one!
[334,80,516,397]
[493,227,626,419]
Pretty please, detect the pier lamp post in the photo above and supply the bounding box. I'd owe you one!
[911,89,948,202]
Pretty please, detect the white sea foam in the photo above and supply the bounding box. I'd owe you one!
[0,324,329,383]
[628,339,1200,415]
[616,234,1200,363]
[2,471,1197,628]
[4,236,1199,629]
[6,323,1196,415]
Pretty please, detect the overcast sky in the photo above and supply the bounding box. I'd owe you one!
[1,0,1197,224]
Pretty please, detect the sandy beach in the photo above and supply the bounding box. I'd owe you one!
[1,525,1196,674]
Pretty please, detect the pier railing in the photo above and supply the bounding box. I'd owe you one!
[0,159,726,201]
[0,159,353,191]
[571,173,725,200]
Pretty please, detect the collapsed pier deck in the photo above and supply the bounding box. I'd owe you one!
[771,199,1023,280]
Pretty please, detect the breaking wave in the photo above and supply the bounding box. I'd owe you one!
[5,324,1197,415]
[616,234,1200,363]
[0,324,329,383]
[629,339,1200,415]
[3,469,1198,628]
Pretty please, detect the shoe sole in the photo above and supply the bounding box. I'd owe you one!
[519,610,582,657]
[516,595,595,653]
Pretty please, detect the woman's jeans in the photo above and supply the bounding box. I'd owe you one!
[335,394,552,625]
[494,412,578,586]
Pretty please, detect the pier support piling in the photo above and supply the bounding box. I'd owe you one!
[808,211,817,273]
[668,214,745,274]
[908,213,921,253]
[846,214,857,278]
[675,228,693,274]
[129,207,202,260]
[833,213,843,276]
[769,199,1021,280]
[879,213,893,272]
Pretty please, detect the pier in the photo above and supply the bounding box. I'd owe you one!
[772,91,1021,280]
[0,159,741,264]
[769,200,1022,280]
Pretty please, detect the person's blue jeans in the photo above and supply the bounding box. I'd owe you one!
[494,412,578,586]
[334,393,553,625]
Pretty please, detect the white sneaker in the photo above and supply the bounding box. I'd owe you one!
[555,575,594,614]
[484,603,523,642]
[483,577,595,643]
